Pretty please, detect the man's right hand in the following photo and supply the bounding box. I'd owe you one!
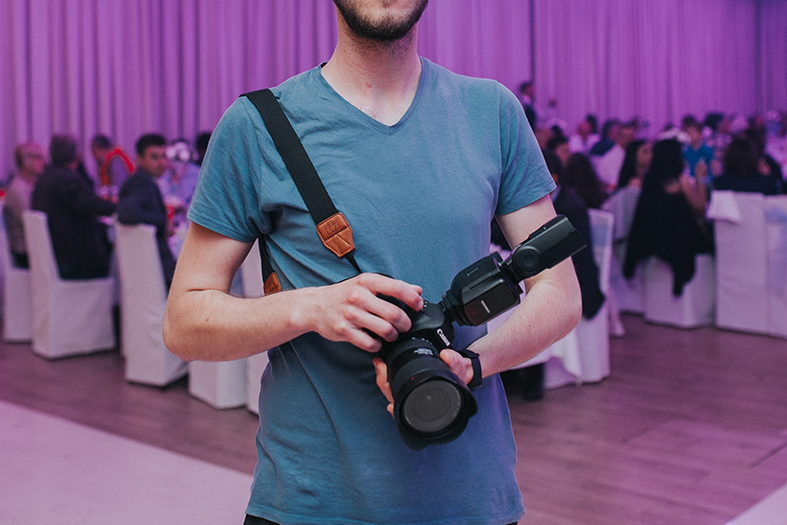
[293,273,423,353]
[164,224,423,361]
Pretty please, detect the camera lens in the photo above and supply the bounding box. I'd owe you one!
[384,337,476,443]
[401,379,462,434]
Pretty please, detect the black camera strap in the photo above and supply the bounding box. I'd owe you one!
[242,88,362,294]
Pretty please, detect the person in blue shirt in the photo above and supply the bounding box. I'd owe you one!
[163,2,581,524]
[683,120,714,183]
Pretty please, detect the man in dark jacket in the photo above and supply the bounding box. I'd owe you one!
[31,134,116,279]
[117,133,176,287]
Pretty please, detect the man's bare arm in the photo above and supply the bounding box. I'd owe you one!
[163,223,424,362]
[374,195,582,410]
[469,195,582,376]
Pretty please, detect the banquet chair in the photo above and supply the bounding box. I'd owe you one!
[708,191,769,334]
[543,209,614,386]
[642,254,716,328]
[186,242,258,410]
[22,210,115,358]
[240,240,269,414]
[0,209,32,342]
[113,221,187,386]
[764,195,787,339]
[488,247,583,389]
[604,186,645,314]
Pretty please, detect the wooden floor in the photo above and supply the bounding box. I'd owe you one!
[1,314,786,525]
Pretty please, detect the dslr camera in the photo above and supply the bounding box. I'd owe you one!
[378,215,586,450]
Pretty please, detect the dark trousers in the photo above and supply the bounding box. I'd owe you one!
[244,516,277,525]
[244,517,517,525]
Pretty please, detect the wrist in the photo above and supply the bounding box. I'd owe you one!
[456,348,483,389]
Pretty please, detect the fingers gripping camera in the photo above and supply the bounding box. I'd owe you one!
[379,215,586,450]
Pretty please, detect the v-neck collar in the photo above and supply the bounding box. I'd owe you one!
[313,57,428,135]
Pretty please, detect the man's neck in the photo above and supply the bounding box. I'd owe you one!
[321,19,422,126]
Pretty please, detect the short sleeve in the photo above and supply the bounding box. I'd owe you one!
[187,99,265,243]
[495,86,555,216]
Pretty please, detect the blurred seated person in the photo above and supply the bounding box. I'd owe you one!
[195,131,212,166]
[623,139,712,297]
[90,134,134,193]
[563,152,608,209]
[546,134,571,169]
[546,149,605,320]
[502,149,605,401]
[616,140,653,190]
[593,121,637,194]
[682,119,715,182]
[3,142,47,268]
[117,133,177,288]
[31,134,116,279]
[589,119,619,157]
[568,114,600,155]
[158,138,200,221]
[713,137,780,196]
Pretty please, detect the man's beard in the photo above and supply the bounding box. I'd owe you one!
[334,0,429,42]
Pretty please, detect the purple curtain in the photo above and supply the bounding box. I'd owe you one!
[759,0,787,112]
[534,0,763,135]
[1,0,784,181]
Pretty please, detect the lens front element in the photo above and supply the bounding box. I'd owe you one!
[401,379,463,434]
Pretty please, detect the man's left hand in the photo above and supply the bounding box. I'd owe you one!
[373,349,476,417]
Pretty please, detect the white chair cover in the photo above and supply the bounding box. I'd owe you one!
[709,191,769,334]
[543,209,614,386]
[765,195,787,339]
[185,239,266,410]
[113,221,187,386]
[604,186,645,314]
[643,254,716,328]
[488,243,584,387]
[22,210,116,358]
[572,209,613,382]
[240,240,270,414]
[188,360,247,409]
[0,208,32,342]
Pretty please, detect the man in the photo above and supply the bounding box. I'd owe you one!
[568,114,600,154]
[90,134,134,191]
[3,142,47,267]
[518,80,537,129]
[195,131,212,166]
[682,120,714,182]
[164,2,581,524]
[116,134,176,287]
[592,120,637,193]
[31,134,116,279]
[158,138,200,212]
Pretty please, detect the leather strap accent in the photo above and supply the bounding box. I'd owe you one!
[242,88,363,284]
[263,272,282,295]
[317,213,355,257]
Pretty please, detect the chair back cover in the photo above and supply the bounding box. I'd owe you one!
[0,207,32,341]
[570,208,613,383]
[114,221,186,385]
[239,240,270,414]
[22,210,116,358]
[710,191,769,334]
[765,195,787,338]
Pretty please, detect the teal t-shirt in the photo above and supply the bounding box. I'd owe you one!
[189,58,554,525]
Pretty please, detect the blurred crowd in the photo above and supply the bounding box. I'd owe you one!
[2,131,211,288]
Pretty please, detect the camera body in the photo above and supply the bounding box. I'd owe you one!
[379,215,586,450]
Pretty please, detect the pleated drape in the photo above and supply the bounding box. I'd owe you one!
[0,0,784,179]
